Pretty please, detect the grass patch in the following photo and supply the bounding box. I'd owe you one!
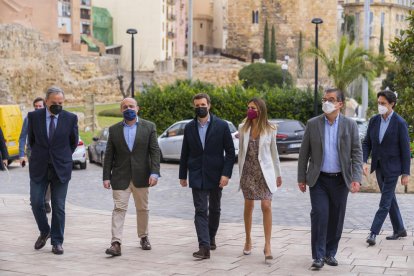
[66,103,119,114]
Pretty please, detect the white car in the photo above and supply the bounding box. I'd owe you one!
[158,119,239,162]
[72,137,87,169]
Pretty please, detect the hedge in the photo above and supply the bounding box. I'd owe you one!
[238,62,293,89]
[135,80,321,134]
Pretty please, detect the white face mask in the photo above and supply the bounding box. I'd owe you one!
[378,104,388,115]
[322,101,337,114]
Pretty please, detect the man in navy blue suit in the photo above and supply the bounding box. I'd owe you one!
[363,90,411,246]
[28,86,78,255]
[179,93,235,259]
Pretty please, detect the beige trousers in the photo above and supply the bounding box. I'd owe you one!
[111,182,149,244]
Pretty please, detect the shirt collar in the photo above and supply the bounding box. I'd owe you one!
[381,111,394,122]
[197,114,210,127]
[46,107,59,119]
[123,117,139,127]
[324,114,339,125]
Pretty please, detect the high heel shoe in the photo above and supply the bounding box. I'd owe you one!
[243,243,252,255]
[264,249,273,263]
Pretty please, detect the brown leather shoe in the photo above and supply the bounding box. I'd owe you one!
[34,232,50,250]
[193,246,210,259]
[52,244,64,255]
[105,242,121,256]
[140,237,151,250]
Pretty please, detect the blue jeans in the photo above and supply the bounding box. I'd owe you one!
[30,164,69,245]
[370,165,405,235]
[310,174,349,259]
[192,187,222,248]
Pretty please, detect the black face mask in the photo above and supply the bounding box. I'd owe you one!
[195,107,208,118]
[49,104,63,115]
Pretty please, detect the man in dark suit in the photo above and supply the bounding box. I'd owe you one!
[298,88,363,269]
[103,97,160,257]
[28,86,78,255]
[0,127,8,170]
[363,90,411,246]
[179,93,235,259]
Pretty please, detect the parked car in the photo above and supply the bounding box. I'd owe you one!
[269,119,305,155]
[88,127,109,165]
[349,117,368,142]
[72,137,87,169]
[158,119,239,162]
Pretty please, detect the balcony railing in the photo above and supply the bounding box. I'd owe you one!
[167,31,176,39]
[167,14,176,21]
[167,0,176,5]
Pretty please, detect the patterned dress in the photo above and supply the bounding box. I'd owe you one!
[240,137,273,200]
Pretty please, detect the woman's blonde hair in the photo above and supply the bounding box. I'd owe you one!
[241,98,275,135]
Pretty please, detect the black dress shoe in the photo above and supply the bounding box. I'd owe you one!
[210,237,216,250]
[386,230,407,240]
[193,246,210,259]
[45,203,51,214]
[324,256,338,266]
[34,232,50,250]
[52,244,64,255]
[105,242,121,256]
[311,258,324,269]
[366,232,376,246]
[140,236,151,250]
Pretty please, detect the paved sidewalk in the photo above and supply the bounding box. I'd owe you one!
[0,194,413,276]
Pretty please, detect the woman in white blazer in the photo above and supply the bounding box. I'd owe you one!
[238,98,282,262]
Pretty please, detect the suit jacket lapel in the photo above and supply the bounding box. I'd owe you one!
[116,122,130,151]
[131,121,141,152]
[243,126,251,153]
[51,111,65,144]
[373,116,381,145]
[190,119,203,150]
[318,115,325,153]
[337,114,344,151]
[204,115,214,146]
[40,109,48,143]
[380,113,396,144]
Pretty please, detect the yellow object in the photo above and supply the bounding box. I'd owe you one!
[0,105,23,160]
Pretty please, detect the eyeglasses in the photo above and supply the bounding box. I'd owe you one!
[321,98,339,104]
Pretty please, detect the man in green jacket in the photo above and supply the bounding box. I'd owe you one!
[103,97,160,256]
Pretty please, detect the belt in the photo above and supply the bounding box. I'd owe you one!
[320,171,342,177]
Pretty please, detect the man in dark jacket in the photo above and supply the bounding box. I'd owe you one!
[179,93,235,259]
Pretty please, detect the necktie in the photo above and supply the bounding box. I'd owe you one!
[49,115,55,143]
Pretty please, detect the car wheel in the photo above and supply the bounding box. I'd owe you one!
[80,161,87,170]
[88,148,95,163]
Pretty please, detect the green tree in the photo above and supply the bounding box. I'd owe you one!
[263,20,270,62]
[238,63,293,89]
[305,35,384,96]
[389,9,414,136]
[297,31,303,77]
[270,25,276,62]
[379,25,385,55]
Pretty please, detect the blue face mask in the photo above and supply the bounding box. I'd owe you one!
[123,109,137,121]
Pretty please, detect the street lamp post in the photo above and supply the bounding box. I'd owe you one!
[126,28,137,98]
[281,63,288,86]
[311,18,323,117]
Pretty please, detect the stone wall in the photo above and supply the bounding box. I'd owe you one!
[0,24,123,108]
[361,161,414,194]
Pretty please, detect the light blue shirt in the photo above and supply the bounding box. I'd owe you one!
[197,114,210,149]
[122,117,159,179]
[46,108,59,139]
[379,111,394,143]
[320,115,341,173]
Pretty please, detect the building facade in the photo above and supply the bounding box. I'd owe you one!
[343,0,414,56]
[225,0,338,63]
[0,0,58,41]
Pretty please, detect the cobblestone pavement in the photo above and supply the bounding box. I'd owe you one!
[0,156,413,231]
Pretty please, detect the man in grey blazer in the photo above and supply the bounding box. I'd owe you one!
[103,97,160,256]
[297,88,363,269]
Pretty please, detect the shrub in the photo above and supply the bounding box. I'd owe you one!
[137,80,319,134]
[98,108,122,117]
[238,63,293,89]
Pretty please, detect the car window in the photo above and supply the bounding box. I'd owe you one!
[277,121,305,133]
[227,122,237,133]
[100,128,109,141]
[167,123,185,137]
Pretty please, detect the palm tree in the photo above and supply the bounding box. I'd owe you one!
[305,35,384,96]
